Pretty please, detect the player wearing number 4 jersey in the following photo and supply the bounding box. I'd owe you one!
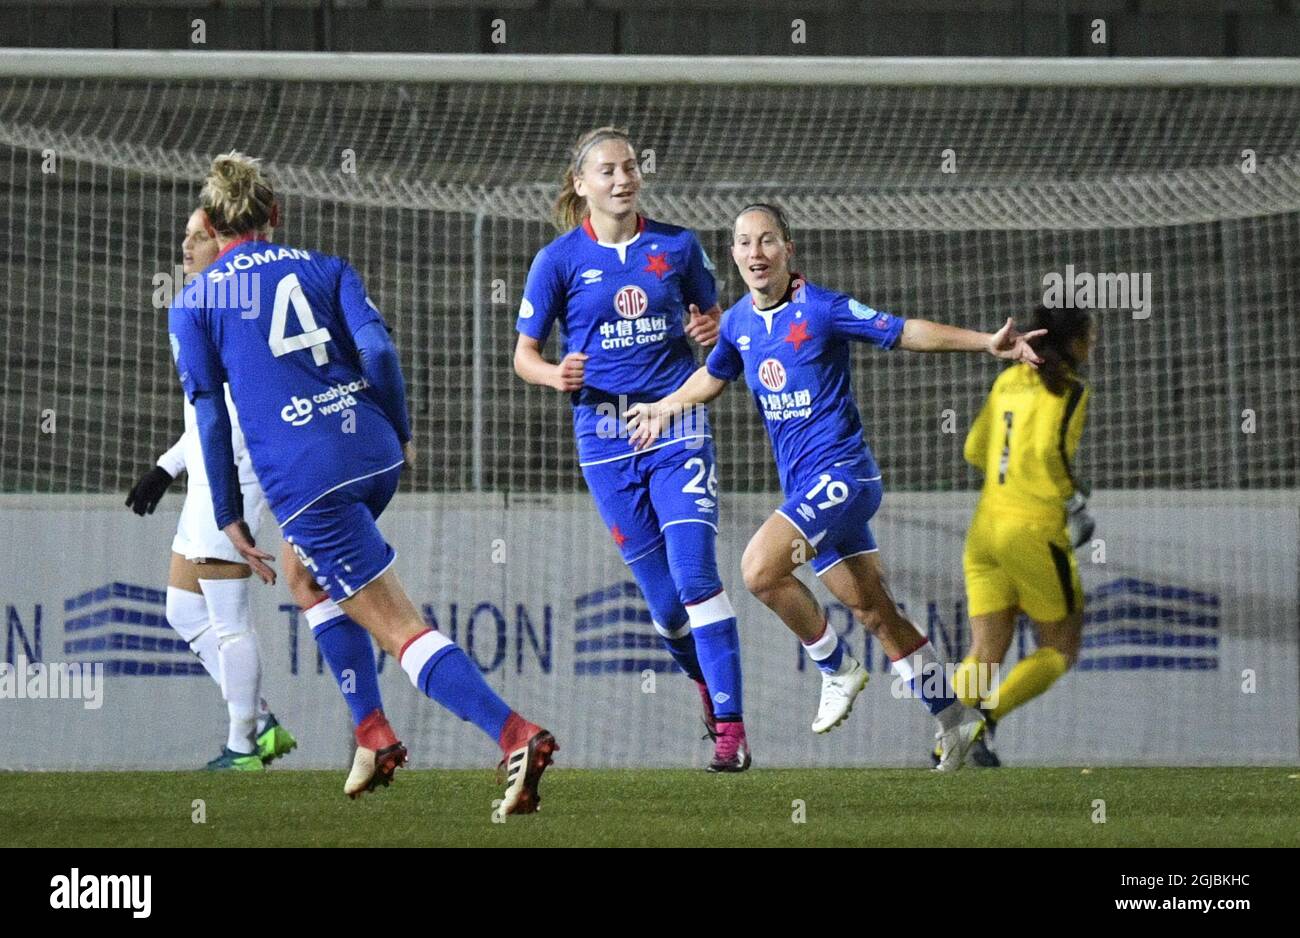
[170,153,556,813]
[629,204,1046,770]
[514,126,749,772]
[148,206,406,792]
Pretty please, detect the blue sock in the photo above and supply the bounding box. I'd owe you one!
[688,597,744,721]
[412,639,511,743]
[814,642,846,675]
[658,621,705,684]
[661,523,744,720]
[629,546,705,683]
[307,603,383,727]
[891,639,957,718]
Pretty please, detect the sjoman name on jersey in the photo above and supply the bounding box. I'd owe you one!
[206,246,313,283]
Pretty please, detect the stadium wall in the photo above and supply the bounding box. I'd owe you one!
[1,490,1295,769]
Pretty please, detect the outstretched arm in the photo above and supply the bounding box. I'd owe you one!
[900,317,1045,367]
[625,366,728,450]
[659,365,728,409]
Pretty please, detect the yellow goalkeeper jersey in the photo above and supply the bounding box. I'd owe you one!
[964,363,1089,524]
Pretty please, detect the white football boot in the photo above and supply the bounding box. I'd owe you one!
[932,709,986,772]
[811,656,870,733]
[343,742,407,799]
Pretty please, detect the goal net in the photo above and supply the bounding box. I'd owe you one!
[1,55,1297,769]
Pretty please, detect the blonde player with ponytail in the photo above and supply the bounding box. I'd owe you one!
[513,127,752,771]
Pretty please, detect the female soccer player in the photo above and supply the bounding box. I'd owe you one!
[170,153,556,814]
[513,127,750,771]
[126,207,295,772]
[628,203,1045,770]
[947,304,1095,767]
[138,209,409,794]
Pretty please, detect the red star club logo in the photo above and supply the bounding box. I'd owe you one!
[643,253,671,279]
[784,319,811,352]
[610,525,629,548]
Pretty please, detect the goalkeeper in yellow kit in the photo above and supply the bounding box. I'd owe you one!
[945,304,1096,767]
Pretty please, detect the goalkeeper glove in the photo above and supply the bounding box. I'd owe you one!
[125,466,175,516]
[1066,491,1096,550]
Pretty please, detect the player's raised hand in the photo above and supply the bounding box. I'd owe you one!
[625,401,670,450]
[222,520,277,585]
[403,440,417,470]
[685,304,720,348]
[553,352,588,392]
[989,317,1046,367]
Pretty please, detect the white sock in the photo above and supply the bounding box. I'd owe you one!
[256,698,271,734]
[802,619,847,672]
[399,628,454,690]
[200,578,262,755]
[890,637,963,731]
[165,587,222,686]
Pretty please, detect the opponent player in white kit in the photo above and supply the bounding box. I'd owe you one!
[126,207,297,771]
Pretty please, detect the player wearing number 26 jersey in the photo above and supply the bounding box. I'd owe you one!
[514,126,749,772]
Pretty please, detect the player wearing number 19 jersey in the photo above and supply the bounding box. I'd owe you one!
[514,127,749,771]
[629,204,1047,770]
[171,153,557,813]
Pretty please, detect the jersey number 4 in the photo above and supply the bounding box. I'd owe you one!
[270,273,331,365]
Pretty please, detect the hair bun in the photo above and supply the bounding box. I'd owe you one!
[201,151,275,237]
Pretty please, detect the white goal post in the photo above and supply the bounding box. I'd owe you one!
[2,49,1300,85]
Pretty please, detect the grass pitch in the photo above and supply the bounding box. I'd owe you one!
[3,767,1297,847]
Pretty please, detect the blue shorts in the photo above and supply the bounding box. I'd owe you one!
[581,438,720,564]
[776,462,883,576]
[280,466,401,603]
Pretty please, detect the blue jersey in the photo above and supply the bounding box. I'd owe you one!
[706,276,906,496]
[517,215,717,465]
[168,239,405,525]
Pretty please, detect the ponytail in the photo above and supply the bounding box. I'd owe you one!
[552,126,634,232]
[1030,304,1092,396]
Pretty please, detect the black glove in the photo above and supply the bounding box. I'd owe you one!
[125,466,175,515]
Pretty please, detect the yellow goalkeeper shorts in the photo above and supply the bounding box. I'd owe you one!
[962,506,1082,623]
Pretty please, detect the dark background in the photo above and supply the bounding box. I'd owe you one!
[2,0,1298,57]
